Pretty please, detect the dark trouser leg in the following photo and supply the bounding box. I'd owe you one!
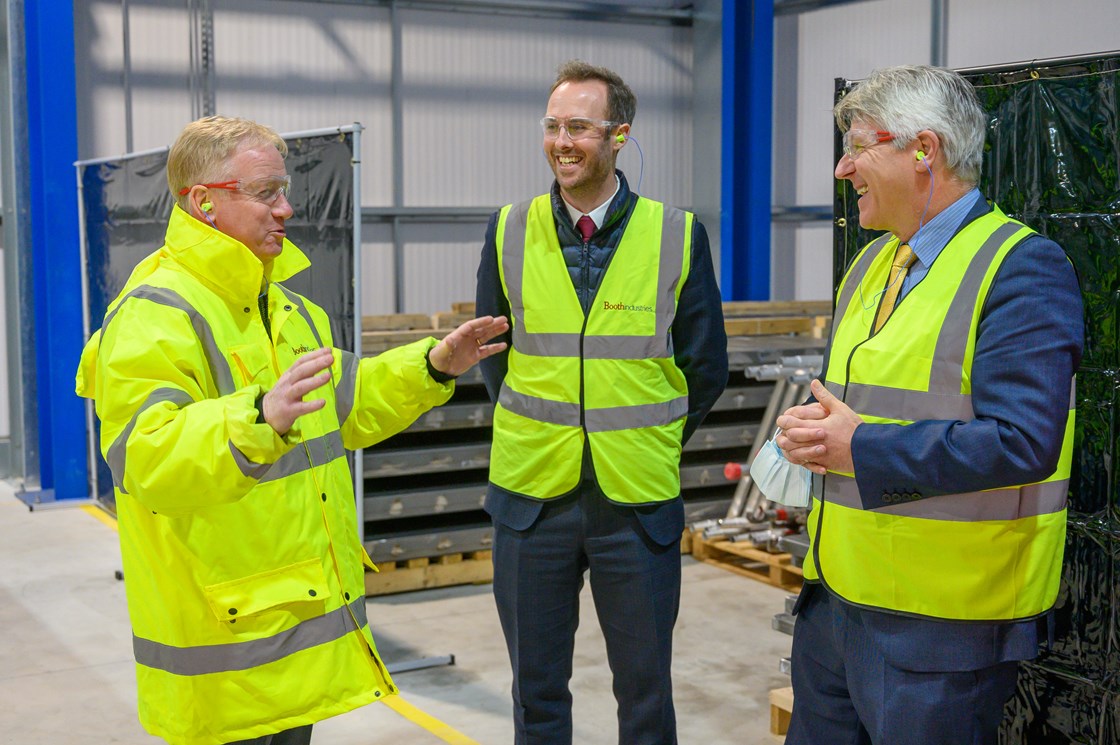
[492,498,585,745]
[786,587,872,745]
[226,724,313,745]
[586,496,680,745]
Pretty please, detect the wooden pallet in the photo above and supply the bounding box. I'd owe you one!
[690,534,803,591]
[769,686,794,736]
[365,550,493,596]
[722,300,831,339]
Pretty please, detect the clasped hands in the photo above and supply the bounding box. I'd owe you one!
[774,379,862,475]
[261,315,509,435]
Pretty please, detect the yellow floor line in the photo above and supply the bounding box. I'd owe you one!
[80,503,118,531]
[382,695,481,745]
[80,505,476,743]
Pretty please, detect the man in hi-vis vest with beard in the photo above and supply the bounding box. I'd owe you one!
[475,60,728,745]
[777,65,1083,745]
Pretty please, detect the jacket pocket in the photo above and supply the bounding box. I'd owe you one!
[229,343,275,389]
[202,558,331,621]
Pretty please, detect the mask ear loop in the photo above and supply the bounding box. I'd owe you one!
[856,154,935,311]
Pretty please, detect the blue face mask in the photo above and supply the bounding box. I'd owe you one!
[749,430,811,508]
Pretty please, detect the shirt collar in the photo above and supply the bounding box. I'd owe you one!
[905,188,983,269]
[563,175,621,232]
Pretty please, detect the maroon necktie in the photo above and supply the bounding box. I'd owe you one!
[576,215,595,243]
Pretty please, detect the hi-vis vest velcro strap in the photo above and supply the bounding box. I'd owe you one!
[133,596,368,676]
[498,386,688,432]
[500,198,687,359]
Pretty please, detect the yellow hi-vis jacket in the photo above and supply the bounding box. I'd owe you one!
[805,206,1074,621]
[489,194,692,503]
[75,206,453,745]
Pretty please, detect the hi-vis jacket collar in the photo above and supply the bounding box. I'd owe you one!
[161,204,310,304]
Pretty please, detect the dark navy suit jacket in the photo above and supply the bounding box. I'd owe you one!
[800,196,1085,671]
[475,173,728,546]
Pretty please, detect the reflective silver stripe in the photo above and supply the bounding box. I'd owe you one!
[826,474,1067,520]
[335,350,359,424]
[102,286,236,396]
[499,385,687,433]
[832,233,892,347]
[843,382,974,422]
[502,200,533,352]
[501,198,686,360]
[257,431,346,484]
[585,396,688,433]
[133,596,368,676]
[229,440,272,481]
[498,385,580,427]
[514,331,581,358]
[106,388,194,492]
[929,221,1027,393]
[276,284,323,349]
[584,334,669,359]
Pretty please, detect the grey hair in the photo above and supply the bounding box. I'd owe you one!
[834,65,987,184]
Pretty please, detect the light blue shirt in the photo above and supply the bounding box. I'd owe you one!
[899,188,983,300]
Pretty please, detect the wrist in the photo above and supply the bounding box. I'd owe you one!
[426,345,457,383]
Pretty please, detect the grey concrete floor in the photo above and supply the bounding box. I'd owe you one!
[0,482,791,745]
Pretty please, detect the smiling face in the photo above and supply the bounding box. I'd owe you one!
[834,119,923,239]
[543,79,623,213]
[208,143,293,262]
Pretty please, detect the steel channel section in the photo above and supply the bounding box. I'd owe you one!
[24,0,86,500]
[721,0,773,301]
[365,524,493,564]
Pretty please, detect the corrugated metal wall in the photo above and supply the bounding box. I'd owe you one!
[784,0,1120,300]
[74,0,694,315]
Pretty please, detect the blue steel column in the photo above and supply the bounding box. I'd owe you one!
[721,0,774,301]
[23,0,86,500]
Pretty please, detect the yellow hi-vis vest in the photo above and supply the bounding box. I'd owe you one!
[490,194,693,504]
[804,206,1074,621]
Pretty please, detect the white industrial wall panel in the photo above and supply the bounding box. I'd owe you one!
[360,226,484,317]
[399,224,485,314]
[76,1,195,156]
[788,0,1120,300]
[398,8,694,209]
[210,1,395,205]
[360,223,395,316]
[73,2,696,315]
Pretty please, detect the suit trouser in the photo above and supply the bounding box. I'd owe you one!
[492,491,681,745]
[786,588,1020,745]
[226,724,313,745]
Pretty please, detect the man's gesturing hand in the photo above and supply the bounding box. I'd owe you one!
[428,315,510,378]
[262,347,334,435]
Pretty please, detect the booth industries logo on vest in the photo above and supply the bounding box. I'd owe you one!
[602,300,654,313]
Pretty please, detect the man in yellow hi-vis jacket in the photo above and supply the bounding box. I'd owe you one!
[75,116,507,745]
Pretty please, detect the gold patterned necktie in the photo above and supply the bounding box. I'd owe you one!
[873,243,915,333]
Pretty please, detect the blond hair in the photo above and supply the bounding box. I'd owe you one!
[167,116,287,208]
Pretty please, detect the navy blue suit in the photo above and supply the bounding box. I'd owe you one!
[476,173,728,745]
[787,197,1084,745]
